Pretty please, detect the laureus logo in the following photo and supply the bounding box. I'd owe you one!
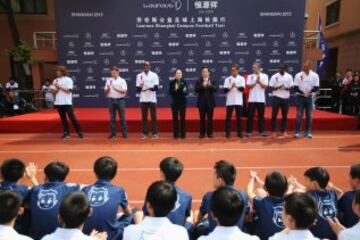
[143,0,182,11]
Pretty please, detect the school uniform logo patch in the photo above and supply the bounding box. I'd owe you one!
[88,187,110,207]
[37,189,58,209]
[272,205,285,228]
[317,194,337,219]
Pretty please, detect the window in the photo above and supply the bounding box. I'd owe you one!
[326,0,341,26]
[0,0,47,15]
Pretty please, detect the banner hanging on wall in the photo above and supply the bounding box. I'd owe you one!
[55,0,306,107]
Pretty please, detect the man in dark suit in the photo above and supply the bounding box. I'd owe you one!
[195,67,218,139]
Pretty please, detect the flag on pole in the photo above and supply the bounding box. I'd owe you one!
[317,16,329,76]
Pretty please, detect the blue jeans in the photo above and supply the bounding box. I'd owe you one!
[108,98,127,136]
[295,96,313,134]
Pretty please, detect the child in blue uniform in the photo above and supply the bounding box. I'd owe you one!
[269,192,319,240]
[0,159,37,235]
[82,156,131,240]
[247,171,288,240]
[194,160,248,237]
[143,157,192,229]
[338,163,360,228]
[290,167,343,240]
[28,161,79,240]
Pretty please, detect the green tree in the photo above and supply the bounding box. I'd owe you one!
[0,0,31,90]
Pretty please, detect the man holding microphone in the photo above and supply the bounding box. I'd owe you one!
[104,66,128,139]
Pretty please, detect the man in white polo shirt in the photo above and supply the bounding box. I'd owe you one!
[223,63,246,138]
[294,61,319,139]
[269,64,294,138]
[123,181,189,240]
[246,63,269,137]
[51,66,83,139]
[0,191,33,240]
[136,61,159,139]
[104,67,128,139]
[42,192,107,240]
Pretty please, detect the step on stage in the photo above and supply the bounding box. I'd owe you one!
[0,107,357,133]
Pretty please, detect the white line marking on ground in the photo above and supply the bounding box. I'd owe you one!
[0,147,359,154]
[32,165,349,172]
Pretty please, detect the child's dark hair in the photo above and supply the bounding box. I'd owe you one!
[354,188,360,205]
[60,192,90,228]
[0,190,22,224]
[285,192,317,229]
[264,171,288,198]
[214,160,236,186]
[211,186,244,226]
[94,156,118,181]
[159,157,184,183]
[304,167,330,189]
[1,158,25,182]
[145,180,177,217]
[44,161,69,182]
[350,164,360,180]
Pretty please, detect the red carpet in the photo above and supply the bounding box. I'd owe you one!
[0,107,357,133]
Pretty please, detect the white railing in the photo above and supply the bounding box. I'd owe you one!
[33,31,57,49]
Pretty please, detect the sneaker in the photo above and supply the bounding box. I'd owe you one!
[77,132,84,139]
[245,133,252,138]
[237,133,244,139]
[122,134,128,139]
[260,132,268,138]
[294,132,301,138]
[225,133,231,139]
[141,134,148,139]
[61,133,70,139]
[208,134,214,139]
[108,134,117,139]
[199,134,205,139]
[152,134,159,139]
[305,133,313,139]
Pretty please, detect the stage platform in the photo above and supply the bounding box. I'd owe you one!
[0,107,357,133]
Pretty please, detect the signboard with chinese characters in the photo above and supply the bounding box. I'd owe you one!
[55,0,305,107]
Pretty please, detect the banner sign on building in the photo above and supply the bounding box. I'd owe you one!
[55,0,305,107]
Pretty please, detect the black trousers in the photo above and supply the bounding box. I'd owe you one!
[271,96,289,132]
[141,102,157,135]
[199,105,214,136]
[171,103,186,138]
[247,102,265,134]
[225,105,243,135]
[56,105,82,134]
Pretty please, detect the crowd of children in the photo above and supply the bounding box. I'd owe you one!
[0,157,359,240]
